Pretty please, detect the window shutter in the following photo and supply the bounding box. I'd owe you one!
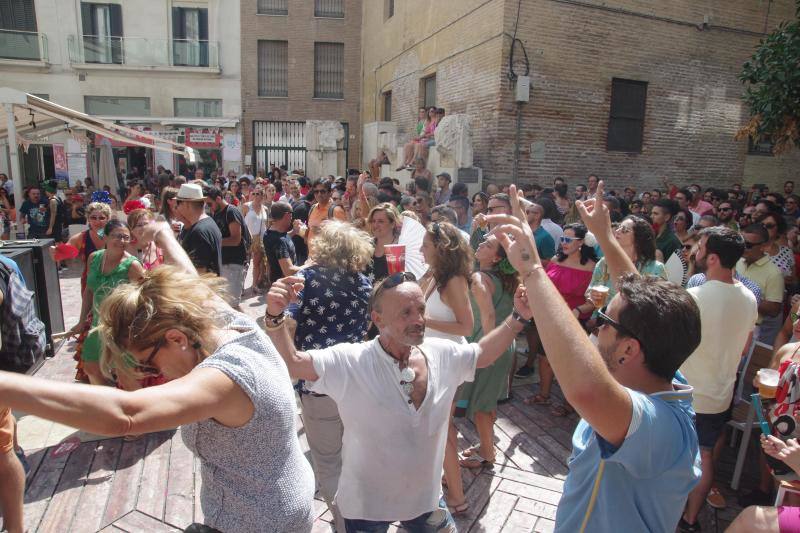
[172,7,185,40]
[80,2,93,35]
[109,4,122,36]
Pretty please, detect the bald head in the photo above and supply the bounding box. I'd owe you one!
[370,280,426,346]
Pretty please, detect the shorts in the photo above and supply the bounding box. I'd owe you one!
[779,506,800,533]
[344,498,455,533]
[694,411,729,449]
[0,407,15,454]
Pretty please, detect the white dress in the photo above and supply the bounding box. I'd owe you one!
[244,202,269,242]
[424,286,466,344]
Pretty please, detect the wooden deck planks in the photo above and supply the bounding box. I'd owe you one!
[164,430,196,529]
[71,438,124,533]
[136,432,173,521]
[37,441,97,532]
[100,436,148,527]
[23,444,74,531]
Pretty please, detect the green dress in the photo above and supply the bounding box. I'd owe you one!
[82,250,139,363]
[457,272,515,419]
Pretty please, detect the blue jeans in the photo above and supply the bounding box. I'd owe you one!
[344,498,456,533]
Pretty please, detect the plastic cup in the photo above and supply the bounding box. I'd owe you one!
[384,244,406,275]
[590,285,610,309]
[757,368,780,399]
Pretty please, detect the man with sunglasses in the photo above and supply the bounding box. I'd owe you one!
[265,269,528,531]
[736,224,785,341]
[716,200,739,232]
[491,181,702,532]
[678,228,758,532]
[306,178,347,245]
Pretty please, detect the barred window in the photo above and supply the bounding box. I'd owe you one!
[257,0,287,16]
[314,0,343,18]
[607,78,647,153]
[258,40,288,97]
[314,42,344,99]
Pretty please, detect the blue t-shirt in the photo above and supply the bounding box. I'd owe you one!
[554,383,700,533]
[287,265,372,350]
[534,226,556,260]
[0,255,23,281]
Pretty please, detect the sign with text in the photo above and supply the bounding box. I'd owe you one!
[185,128,222,148]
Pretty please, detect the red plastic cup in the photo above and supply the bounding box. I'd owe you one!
[384,244,406,275]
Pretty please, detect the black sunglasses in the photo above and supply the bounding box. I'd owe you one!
[597,307,644,347]
[371,271,418,311]
[745,240,766,249]
[718,207,733,212]
[763,223,777,230]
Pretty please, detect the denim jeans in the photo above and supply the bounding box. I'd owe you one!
[344,498,456,533]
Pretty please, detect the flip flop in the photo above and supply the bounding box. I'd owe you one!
[459,453,495,469]
[461,445,482,458]
[448,502,470,515]
[523,394,550,406]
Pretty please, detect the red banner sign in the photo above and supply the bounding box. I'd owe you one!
[185,128,222,148]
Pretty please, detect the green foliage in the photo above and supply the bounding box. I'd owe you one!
[737,2,800,153]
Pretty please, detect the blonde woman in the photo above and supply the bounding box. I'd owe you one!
[367,203,402,283]
[280,220,374,533]
[0,222,315,532]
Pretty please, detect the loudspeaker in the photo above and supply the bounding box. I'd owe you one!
[0,239,64,359]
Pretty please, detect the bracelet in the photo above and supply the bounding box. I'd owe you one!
[511,310,532,326]
[264,311,286,330]
[519,265,544,282]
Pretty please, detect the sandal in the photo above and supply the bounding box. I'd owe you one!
[523,394,550,406]
[459,454,495,469]
[706,486,726,509]
[461,445,481,458]
[551,404,575,417]
[447,501,470,515]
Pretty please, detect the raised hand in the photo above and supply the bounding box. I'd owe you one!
[266,275,305,316]
[513,284,534,320]
[576,180,613,239]
[762,435,800,473]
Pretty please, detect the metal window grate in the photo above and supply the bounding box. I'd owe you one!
[257,0,287,16]
[607,78,647,153]
[314,0,344,18]
[422,75,436,108]
[258,40,288,97]
[314,42,344,99]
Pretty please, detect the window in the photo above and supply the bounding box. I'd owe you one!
[314,42,344,99]
[0,0,40,61]
[258,40,288,97]
[80,3,123,64]
[174,98,222,118]
[85,96,150,116]
[31,93,49,100]
[747,135,774,156]
[315,0,343,18]
[421,75,436,108]
[385,0,394,19]
[172,6,209,67]
[257,0,287,15]
[607,78,647,153]
[383,91,392,122]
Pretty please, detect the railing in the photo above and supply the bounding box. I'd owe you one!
[67,35,219,68]
[0,29,48,62]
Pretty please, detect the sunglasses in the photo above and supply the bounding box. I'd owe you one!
[682,244,694,250]
[744,240,766,249]
[763,223,777,230]
[372,271,418,309]
[718,207,733,212]
[597,307,644,347]
[560,236,581,244]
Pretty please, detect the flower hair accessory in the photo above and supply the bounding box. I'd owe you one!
[583,232,597,248]
[123,200,146,214]
[498,257,517,275]
[91,190,112,205]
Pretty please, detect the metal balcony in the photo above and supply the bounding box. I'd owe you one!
[0,29,48,62]
[67,35,219,69]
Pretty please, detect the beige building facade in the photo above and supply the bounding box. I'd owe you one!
[361,0,800,191]
[240,0,361,174]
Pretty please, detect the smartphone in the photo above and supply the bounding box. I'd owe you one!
[751,393,772,435]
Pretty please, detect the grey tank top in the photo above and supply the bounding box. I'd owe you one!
[182,312,315,532]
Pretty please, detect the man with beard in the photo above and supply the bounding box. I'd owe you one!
[265,271,524,530]
[716,199,739,232]
[677,227,758,532]
[490,181,702,532]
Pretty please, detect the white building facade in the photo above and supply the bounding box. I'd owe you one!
[0,0,241,185]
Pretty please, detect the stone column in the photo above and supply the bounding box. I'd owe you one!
[305,120,345,177]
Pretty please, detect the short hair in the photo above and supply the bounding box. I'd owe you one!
[431,205,458,225]
[310,220,374,273]
[414,177,431,193]
[270,201,292,220]
[699,227,745,269]
[616,274,701,381]
[554,183,568,197]
[761,210,788,235]
[205,186,223,200]
[86,201,112,219]
[451,182,468,198]
[448,195,469,211]
[311,177,328,190]
[698,214,719,226]
[742,223,769,242]
[653,198,677,217]
[489,193,511,209]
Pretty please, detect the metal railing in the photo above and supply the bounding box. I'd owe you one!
[67,35,219,68]
[0,29,48,62]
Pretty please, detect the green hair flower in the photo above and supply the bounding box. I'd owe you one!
[498,257,517,275]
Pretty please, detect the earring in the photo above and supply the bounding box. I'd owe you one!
[182,345,187,351]
[618,357,625,364]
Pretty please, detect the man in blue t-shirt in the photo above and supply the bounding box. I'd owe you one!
[504,181,701,532]
[18,186,50,238]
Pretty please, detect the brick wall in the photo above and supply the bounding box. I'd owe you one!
[240,0,362,171]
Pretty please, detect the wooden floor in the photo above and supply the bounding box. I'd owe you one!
[9,265,760,532]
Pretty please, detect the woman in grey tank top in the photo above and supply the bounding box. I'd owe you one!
[0,222,315,532]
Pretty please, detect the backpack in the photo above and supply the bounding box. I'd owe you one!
[0,261,46,373]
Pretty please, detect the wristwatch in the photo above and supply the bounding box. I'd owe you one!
[511,310,532,326]
[264,310,287,329]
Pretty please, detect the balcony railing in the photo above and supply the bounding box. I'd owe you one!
[67,35,219,69]
[0,29,48,62]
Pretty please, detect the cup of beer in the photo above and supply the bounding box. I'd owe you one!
[589,285,610,310]
[757,368,780,399]
[384,244,406,275]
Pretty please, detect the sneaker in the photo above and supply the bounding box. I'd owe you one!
[515,366,535,378]
[15,447,30,476]
[678,517,701,532]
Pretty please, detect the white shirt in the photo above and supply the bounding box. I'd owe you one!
[309,338,480,521]
[541,218,564,244]
[680,280,758,414]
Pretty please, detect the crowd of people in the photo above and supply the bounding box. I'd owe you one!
[1,162,800,533]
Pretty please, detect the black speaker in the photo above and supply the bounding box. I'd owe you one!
[0,239,64,359]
